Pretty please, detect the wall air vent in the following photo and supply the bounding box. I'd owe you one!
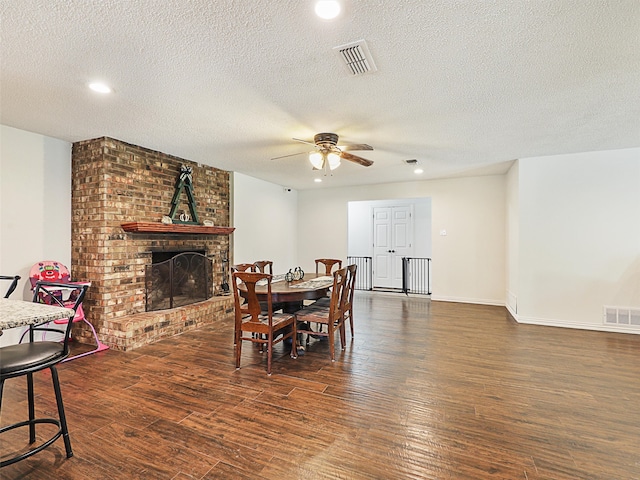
[334,40,377,76]
[604,306,640,327]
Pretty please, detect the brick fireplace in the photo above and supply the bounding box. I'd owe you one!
[71,137,234,350]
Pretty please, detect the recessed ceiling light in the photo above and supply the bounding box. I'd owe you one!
[315,1,341,19]
[88,82,112,94]
[314,178,322,183]
[414,168,424,174]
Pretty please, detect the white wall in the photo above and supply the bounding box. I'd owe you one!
[231,172,298,272]
[298,176,507,305]
[516,148,640,332]
[0,125,72,345]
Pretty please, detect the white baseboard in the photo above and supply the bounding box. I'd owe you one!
[516,315,640,335]
[430,294,504,307]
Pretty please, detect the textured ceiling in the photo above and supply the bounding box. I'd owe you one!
[1,0,639,190]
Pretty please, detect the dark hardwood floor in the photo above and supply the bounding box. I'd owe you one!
[2,292,639,479]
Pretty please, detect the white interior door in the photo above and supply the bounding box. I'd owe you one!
[373,205,413,288]
[373,208,393,287]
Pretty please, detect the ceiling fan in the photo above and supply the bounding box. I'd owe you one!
[272,133,374,173]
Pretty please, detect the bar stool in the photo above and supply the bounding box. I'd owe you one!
[0,281,88,467]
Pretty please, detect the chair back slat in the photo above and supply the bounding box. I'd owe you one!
[346,264,357,304]
[231,263,256,273]
[315,258,342,275]
[253,261,273,275]
[329,267,348,322]
[343,264,357,335]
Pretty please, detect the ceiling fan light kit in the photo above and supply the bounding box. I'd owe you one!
[327,152,341,170]
[308,151,340,174]
[309,151,324,169]
[272,132,374,176]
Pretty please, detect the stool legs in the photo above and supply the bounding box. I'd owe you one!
[51,366,73,458]
[27,372,36,443]
[0,367,73,467]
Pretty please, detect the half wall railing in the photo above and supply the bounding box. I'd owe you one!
[347,256,431,295]
[346,256,373,290]
[401,257,432,295]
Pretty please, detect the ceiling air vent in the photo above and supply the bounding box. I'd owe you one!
[404,159,419,165]
[334,40,377,76]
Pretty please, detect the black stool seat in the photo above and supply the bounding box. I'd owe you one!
[0,342,65,376]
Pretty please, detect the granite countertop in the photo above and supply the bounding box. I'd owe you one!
[0,298,75,332]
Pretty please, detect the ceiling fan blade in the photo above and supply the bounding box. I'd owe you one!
[270,151,306,160]
[340,151,374,167]
[340,143,374,151]
[292,137,316,146]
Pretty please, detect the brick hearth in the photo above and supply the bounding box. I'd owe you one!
[71,137,233,350]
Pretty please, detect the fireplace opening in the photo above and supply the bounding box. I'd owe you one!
[145,251,212,312]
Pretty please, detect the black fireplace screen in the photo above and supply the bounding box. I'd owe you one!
[145,252,212,312]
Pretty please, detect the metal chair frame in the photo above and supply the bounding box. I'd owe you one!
[1,275,21,298]
[0,281,88,467]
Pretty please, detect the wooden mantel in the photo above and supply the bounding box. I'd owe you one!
[121,222,235,235]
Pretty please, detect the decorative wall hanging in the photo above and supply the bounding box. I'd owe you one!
[168,165,200,225]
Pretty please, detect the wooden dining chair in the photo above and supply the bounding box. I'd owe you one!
[315,258,342,275]
[253,260,273,274]
[315,258,342,300]
[253,260,287,313]
[314,263,357,336]
[232,271,297,375]
[295,267,349,362]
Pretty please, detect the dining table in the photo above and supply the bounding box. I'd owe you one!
[238,272,334,313]
[0,297,75,336]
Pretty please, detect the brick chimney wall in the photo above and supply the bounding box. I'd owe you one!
[71,137,233,350]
